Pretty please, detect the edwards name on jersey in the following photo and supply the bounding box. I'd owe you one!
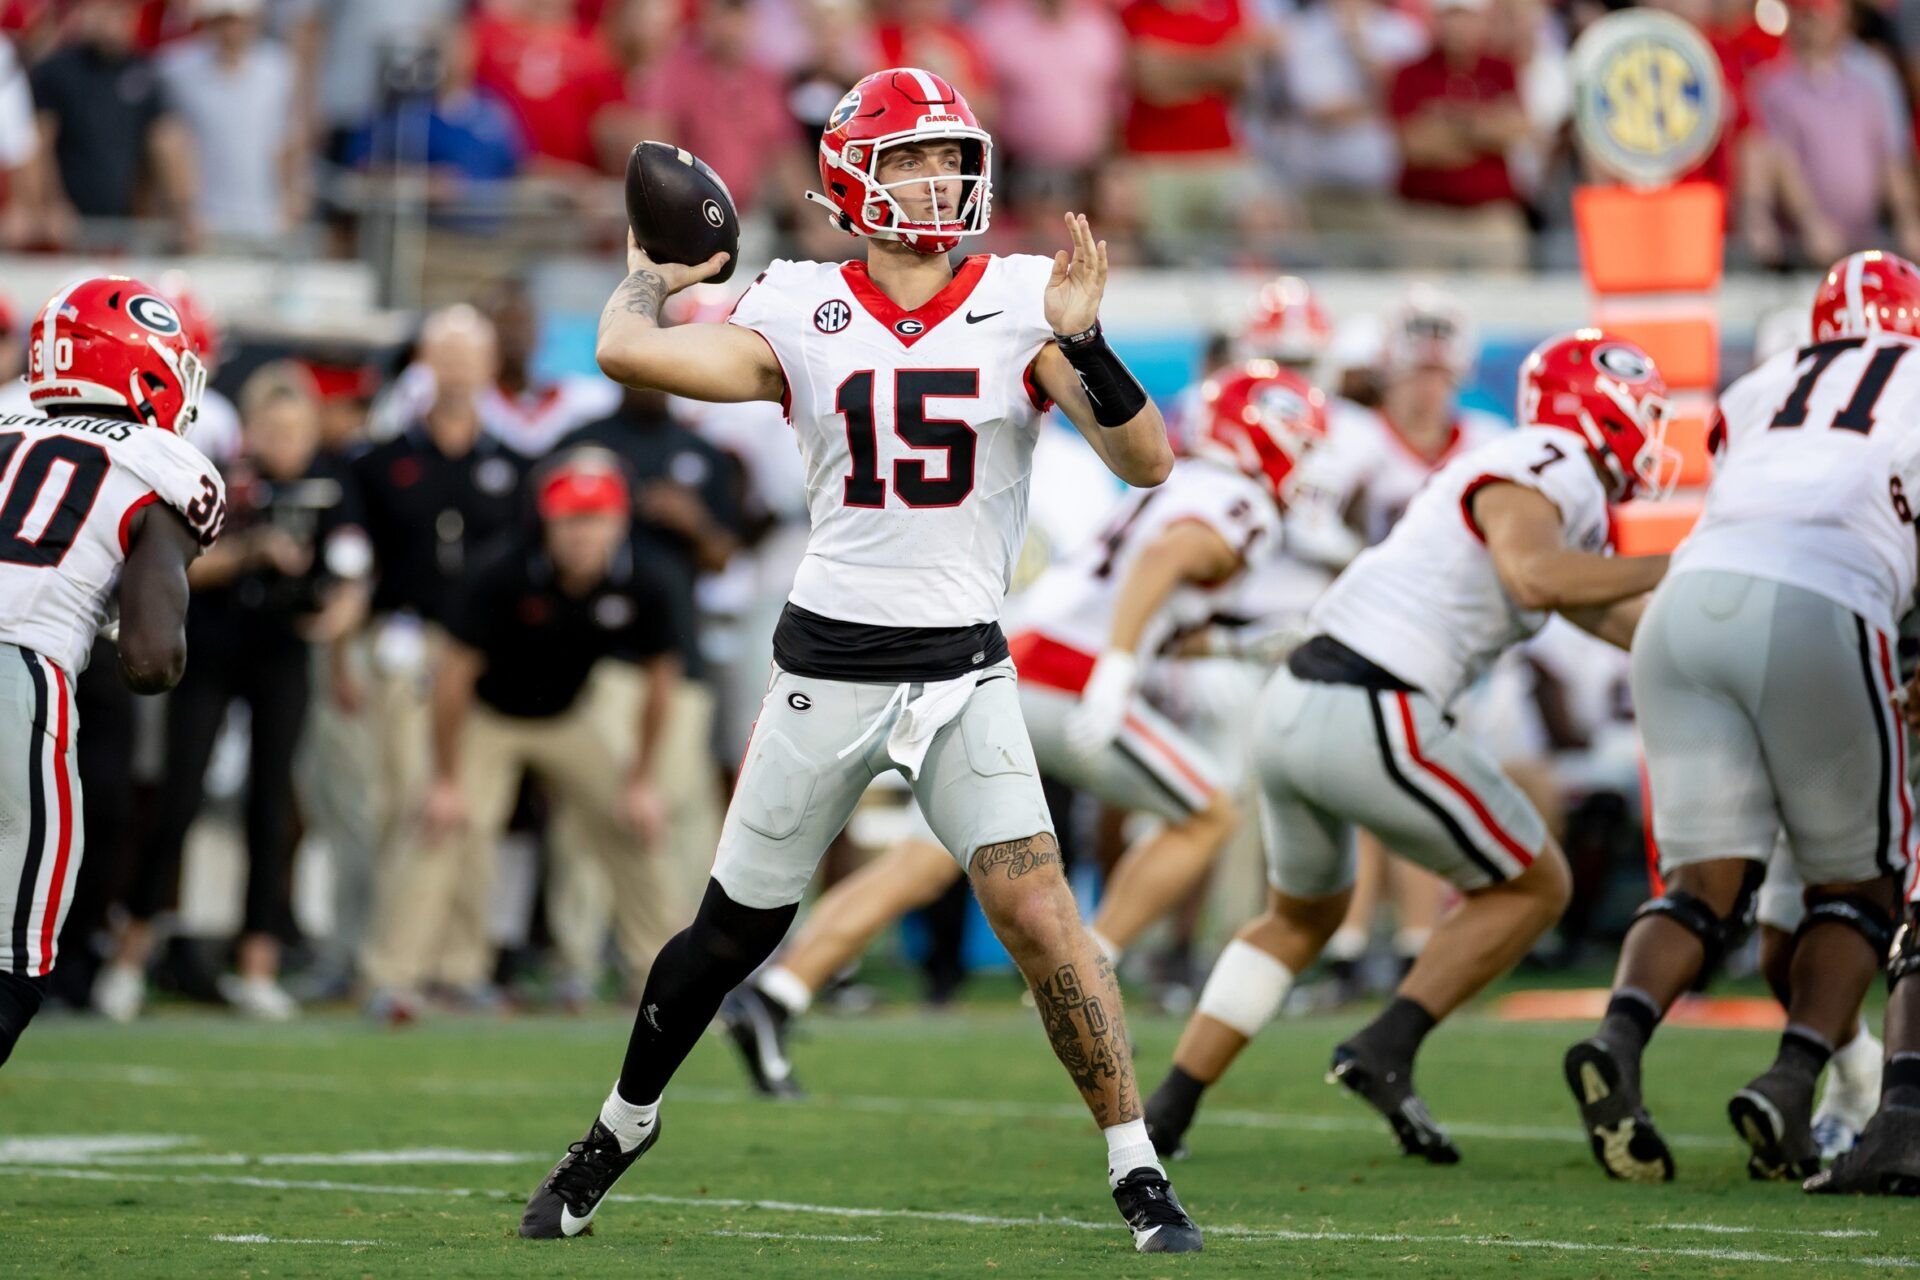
[728,252,1056,630]
[0,411,224,674]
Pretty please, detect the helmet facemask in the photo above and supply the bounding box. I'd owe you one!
[825,130,993,254]
[1588,377,1678,502]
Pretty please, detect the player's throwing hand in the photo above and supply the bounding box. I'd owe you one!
[1045,212,1108,336]
[624,229,731,298]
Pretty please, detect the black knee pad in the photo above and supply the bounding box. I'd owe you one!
[0,969,47,1068]
[1891,907,1920,992]
[1633,862,1764,990]
[687,878,799,975]
[1795,891,1897,960]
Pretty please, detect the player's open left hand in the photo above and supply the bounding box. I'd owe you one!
[1045,212,1108,337]
[626,229,730,297]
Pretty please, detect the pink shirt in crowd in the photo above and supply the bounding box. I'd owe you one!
[630,44,797,211]
[972,0,1127,170]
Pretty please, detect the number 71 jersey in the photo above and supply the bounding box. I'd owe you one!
[1682,334,1920,630]
[0,412,224,674]
[728,253,1056,628]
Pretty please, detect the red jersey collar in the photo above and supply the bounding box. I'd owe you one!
[840,255,991,348]
[1380,412,1462,467]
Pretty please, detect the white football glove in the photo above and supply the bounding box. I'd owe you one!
[1065,650,1137,760]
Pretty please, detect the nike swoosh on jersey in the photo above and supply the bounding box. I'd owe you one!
[964,310,1003,324]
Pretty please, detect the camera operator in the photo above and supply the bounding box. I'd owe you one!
[362,448,685,1014]
[100,363,371,1021]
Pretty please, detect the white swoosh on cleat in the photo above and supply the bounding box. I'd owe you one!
[1133,1225,1163,1250]
[560,1205,596,1236]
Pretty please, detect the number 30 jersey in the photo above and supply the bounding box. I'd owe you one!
[1680,335,1920,630]
[728,253,1056,629]
[1310,427,1612,711]
[0,412,223,674]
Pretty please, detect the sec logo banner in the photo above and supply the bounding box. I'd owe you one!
[1570,10,1725,188]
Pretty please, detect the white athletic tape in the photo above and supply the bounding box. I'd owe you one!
[1194,940,1295,1038]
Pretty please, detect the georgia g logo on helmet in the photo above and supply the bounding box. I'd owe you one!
[126,294,183,337]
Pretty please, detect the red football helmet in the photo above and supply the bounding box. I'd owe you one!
[1189,361,1329,506]
[1237,276,1332,369]
[1810,250,1920,341]
[1519,330,1675,501]
[808,67,992,255]
[27,276,206,432]
[155,269,221,370]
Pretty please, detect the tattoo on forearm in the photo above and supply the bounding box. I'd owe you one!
[971,834,1063,882]
[601,269,669,336]
[1031,958,1140,1124]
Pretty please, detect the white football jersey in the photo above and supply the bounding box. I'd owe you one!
[1678,335,1920,629]
[1009,459,1282,659]
[729,253,1056,628]
[1312,426,1611,710]
[0,413,223,673]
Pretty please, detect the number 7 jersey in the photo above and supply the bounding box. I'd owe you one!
[728,253,1056,628]
[1681,334,1920,630]
[0,412,224,674]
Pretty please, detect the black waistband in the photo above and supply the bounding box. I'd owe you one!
[772,603,1010,683]
[1287,634,1417,692]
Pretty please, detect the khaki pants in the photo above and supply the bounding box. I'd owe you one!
[358,626,445,991]
[546,670,717,987]
[1393,200,1530,271]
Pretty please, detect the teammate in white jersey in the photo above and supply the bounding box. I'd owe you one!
[1571,252,1920,1187]
[715,363,1327,1091]
[1145,331,1673,1165]
[519,68,1203,1253]
[0,275,225,1066]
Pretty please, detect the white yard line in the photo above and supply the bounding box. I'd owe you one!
[1652,1222,1877,1238]
[0,1164,1909,1268]
[711,1229,882,1243]
[209,1234,384,1246]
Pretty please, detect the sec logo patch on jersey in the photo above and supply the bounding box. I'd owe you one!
[814,300,851,333]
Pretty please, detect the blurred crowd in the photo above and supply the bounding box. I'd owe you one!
[29,269,1667,1024]
[0,0,1915,270]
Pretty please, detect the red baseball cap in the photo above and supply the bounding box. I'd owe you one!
[537,451,630,519]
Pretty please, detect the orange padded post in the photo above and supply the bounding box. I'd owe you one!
[1573,183,1725,295]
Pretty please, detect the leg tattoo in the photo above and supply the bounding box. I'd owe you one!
[1033,957,1141,1123]
[972,835,1064,882]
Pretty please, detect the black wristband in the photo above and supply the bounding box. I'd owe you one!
[1053,321,1148,427]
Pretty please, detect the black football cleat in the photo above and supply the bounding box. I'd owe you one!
[1806,1106,1920,1195]
[1112,1167,1203,1253]
[519,1116,659,1239]
[1564,1038,1673,1183]
[1328,1040,1459,1164]
[1729,1062,1821,1182]
[719,984,804,1099]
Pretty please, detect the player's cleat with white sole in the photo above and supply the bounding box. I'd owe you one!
[1729,1063,1821,1181]
[719,985,805,1099]
[1328,1041,1459,1164]
[1805,1106,1920,1195]
[1111,1167,1202,1253]
[1563,1038,1673,1182]
[1811,1049,1880,1160]
[519,1117,660,1238]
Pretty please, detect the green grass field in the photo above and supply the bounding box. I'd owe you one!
[1,983,1910,1278]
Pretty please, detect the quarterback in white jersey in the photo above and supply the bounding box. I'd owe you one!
[520,68,1204,1254]
[1147,332,1671,1168]
[0,276,223,1068]
[1576,252,1920,1190]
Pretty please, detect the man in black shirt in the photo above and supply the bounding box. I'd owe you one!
[560,386,741,934]
[351,307,525,1006]
[362,448,683,1012]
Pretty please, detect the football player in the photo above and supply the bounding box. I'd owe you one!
[1144,331,1672,1165]
[719,363,1328,1092]
[1569,253,1920,1185]
[0,276,226,1067]
[518,68,1203,1253]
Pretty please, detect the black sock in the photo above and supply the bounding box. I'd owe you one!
[616,879,798,1104]
[1599,989,1661,1060]
[1775,1024,1834,1081]
[1355,996,1438,1062]
[1885,1053,1920,1109]
[1148,1065,1208,1127]
[0,969,47,1068]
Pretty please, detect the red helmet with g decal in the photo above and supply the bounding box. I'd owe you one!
[1519,329,1674,502]
[27,276,206,433]
[1237,276,1331,369]
[1810,250,1920,341]
[1189,361,1329,507]
[808,67,991,256]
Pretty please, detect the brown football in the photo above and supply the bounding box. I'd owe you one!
[623,141,739,284]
